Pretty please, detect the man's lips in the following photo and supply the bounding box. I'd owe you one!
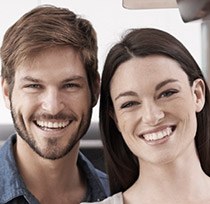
[32,113,77,130]
[34,120,71,130]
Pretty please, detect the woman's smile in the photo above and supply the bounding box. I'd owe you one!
[110,55,201,164]
[141,126,174,142]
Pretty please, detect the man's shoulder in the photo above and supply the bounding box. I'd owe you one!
[78,151,109,184]
[0,134,15,161]
[94,167,109,194]
[94,168,109,186]
[78,152,110,200]
[0,135,28,203]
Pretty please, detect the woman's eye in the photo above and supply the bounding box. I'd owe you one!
[159,89,178,98]
[121,101,139,109]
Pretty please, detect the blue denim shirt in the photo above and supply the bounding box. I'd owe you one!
[0,135,110,203]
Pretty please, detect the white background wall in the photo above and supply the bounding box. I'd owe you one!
[0,0,202,124]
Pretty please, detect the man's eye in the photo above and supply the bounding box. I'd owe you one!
[121,101,139,109]
[159,89,178,98]
[26,84,41,89]
[64,83,80,89]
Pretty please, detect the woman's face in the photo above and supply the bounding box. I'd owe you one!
[110,55,205,165]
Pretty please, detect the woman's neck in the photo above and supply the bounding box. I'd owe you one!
[123,144,210,204]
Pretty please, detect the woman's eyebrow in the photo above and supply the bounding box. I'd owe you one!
[155,79,178,91]
[114,79,178,101]
[114,91,138,101]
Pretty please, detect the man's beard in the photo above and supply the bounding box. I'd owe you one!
[10,103,92,160]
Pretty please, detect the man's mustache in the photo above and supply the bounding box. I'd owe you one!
[32,112,77,121]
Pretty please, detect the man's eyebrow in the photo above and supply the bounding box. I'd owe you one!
[21,75,86,83]
[62,76,86,83]
[155,79,178,91]
[21,76,42,83]
[114,91,138,101]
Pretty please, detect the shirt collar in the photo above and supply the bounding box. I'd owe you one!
[0,134,39,203]
[0,135,108,203]
[77,152,109,202]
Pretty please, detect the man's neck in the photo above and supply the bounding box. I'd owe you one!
[14,137,86,204]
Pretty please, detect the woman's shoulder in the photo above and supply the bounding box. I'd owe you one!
[81,192,123,204]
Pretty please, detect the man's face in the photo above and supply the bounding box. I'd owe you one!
[2,47,93,160]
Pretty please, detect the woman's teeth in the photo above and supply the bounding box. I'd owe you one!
[36,121,70,129]
[143,127,172,141]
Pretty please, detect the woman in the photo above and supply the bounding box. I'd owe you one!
[82,28,210,203]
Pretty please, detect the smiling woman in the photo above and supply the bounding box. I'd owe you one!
[110,55,202,163]
[81,28,210,204]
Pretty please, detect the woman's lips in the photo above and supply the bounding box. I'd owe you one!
[140,126,176,142]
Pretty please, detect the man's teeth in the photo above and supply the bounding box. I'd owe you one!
[143,127,172,141]
[36,121,69,129]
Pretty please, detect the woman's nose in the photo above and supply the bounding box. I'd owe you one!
[41,89,65,115]
[141,100,165,125]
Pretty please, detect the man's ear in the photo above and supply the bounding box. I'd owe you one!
[1,77,11,110]
[192,78,205,113]
[91,72,100,107]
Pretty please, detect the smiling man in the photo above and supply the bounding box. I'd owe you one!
[0,5,109,204]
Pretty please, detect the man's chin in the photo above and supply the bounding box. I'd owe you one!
[28,140,79,160]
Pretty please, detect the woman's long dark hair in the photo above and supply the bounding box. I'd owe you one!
[100,28,210,194]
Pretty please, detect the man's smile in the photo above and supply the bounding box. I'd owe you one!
[35,120,71,130]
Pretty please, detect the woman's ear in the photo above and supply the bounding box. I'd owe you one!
[109,107,120,131]
[91,72,100,107]
[192,78,205,112]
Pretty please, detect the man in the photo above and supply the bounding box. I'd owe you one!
[0,5,109,204]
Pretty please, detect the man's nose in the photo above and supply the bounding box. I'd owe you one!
[41,89,65,115]
[141,100,165,126]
